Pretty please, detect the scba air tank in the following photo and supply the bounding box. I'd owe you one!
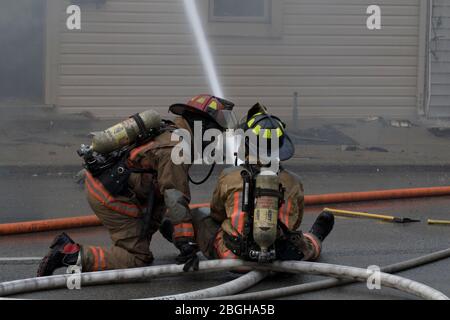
[252,169,281,262]
[92,109,161,154]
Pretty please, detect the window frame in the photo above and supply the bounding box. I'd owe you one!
[200,0,283,38]
[208,0,271,23]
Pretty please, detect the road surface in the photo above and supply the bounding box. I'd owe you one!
[0,164,449,300]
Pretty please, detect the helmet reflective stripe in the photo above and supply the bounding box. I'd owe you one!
[263,129,271,139]
[246,112,264,128]
[208,100,218,110]
[248,114,285,139]
[196,96,207,104]
[276,127,283,137]
[252,125,261,135]
[259,127,283,139]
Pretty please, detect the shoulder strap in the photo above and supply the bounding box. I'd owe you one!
[130,113,148,140]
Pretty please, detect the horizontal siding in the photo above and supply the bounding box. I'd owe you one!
[57,0,421,118]
[60,55,418,66]
[62,106,416,119]
[61,44,417,55]
[60,76,417,86]
[429,1,450,116]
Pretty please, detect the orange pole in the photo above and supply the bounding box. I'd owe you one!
[1,186,450,236]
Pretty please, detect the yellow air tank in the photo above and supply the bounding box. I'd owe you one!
[92,109,161,154]
[252,169,280,262]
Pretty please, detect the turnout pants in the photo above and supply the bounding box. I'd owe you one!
[192,208,322,262]
[81,193,164,271]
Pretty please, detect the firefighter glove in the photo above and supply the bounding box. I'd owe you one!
[175,241,200,272]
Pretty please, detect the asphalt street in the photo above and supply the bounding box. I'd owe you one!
[0,164,449,300]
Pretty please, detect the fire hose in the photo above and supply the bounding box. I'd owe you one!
[214,247,450,300]
[0,259,448,300]
[2,185,450,236]
[143,270,269,300]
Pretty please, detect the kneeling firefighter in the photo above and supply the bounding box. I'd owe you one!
[37,94,237,276]
[192,103,335,262]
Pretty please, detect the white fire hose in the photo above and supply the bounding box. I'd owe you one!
[0,259,447,300]
[143,270,269,300]
[214,248,450,300]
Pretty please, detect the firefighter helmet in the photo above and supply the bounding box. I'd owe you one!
[169,94,238,130]
[240,103,295,161]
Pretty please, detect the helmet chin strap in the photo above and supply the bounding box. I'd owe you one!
[186,117,217,185]
[182,113,222,185]
[188,162,216,185]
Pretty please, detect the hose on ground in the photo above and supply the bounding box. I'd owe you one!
[0,259,240,298]
[0,259,447,300]
[265,261,448,300]
[143,270,268,300]
[2,185,450,235]
[214,248,450,300]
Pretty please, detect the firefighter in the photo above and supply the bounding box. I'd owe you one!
[37,95,237,276]
[192,103,335,262]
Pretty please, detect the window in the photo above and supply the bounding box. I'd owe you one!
[70,0,106,5]
[209,0,271,23]
[201,0,282,38]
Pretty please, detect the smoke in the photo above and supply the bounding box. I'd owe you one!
[182,0,224,98]
[0,0,44,102]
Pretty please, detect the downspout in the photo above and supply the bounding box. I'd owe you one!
[417,0,431,116]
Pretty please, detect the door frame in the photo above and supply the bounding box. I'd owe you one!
[416,0,430,116]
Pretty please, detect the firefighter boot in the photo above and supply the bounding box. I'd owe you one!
[309,212,335,242]
[37,232,81,277]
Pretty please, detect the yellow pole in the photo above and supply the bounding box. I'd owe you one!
[428,219,450,225]
[323,208,396,222]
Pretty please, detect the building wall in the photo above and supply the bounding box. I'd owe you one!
[429,0,450,117]
[51,0,423,118]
